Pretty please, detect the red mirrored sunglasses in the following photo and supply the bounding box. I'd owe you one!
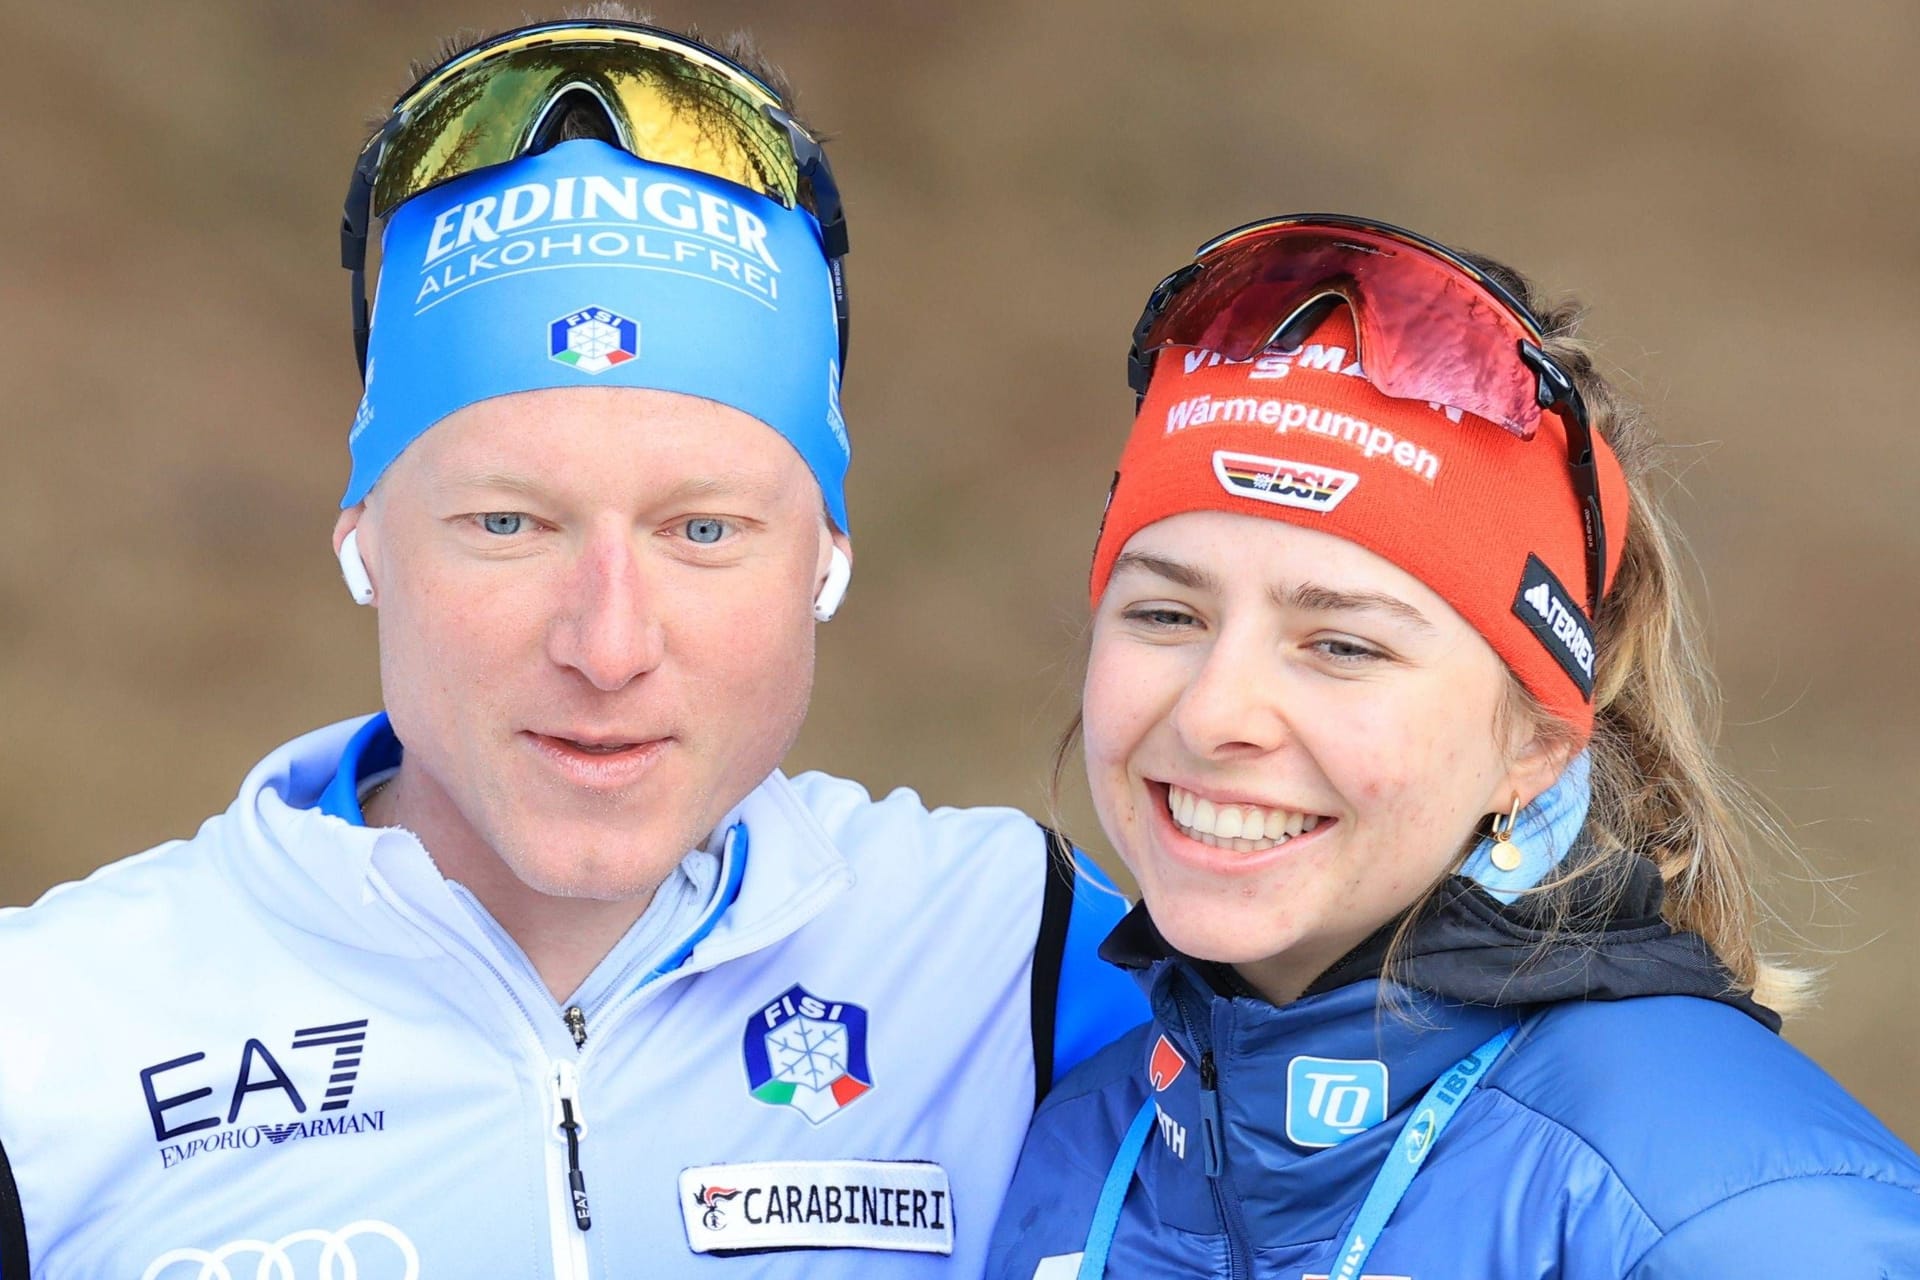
[1126,213,1608,615]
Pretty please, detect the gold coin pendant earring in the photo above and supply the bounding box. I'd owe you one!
[1489,795,1524,872]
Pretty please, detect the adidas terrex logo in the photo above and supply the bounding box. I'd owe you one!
[138,1017,386,1170]
[1513,556,1596,698]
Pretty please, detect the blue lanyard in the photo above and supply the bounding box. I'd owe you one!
[1076,1024,1515,1279]
[1327,1024,1514,1280]
[1075,1095,1158,1279]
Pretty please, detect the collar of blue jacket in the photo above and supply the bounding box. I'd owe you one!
[1141,971,1518,1244]
[309,709,1144,1082]
[1077,846,1785,1250]
[1100,853,1780,1030]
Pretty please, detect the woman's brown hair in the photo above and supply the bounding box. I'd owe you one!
[1472,251,1810,1016]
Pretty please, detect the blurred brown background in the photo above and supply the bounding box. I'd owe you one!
[3,0,1916,1138]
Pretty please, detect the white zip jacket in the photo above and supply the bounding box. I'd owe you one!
[0,717,1142,1279]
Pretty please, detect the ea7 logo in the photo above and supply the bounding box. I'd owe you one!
[1285,1055,1389,1148]
[140,1019,369,1141]
[138,1018,384,1168]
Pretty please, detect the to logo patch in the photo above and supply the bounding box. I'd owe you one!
[1512,553,1596,699]
[1212,451,1358,513]
[1285,1056,1389,1148]
[549,307,638,374]
[1148,1035,1186,1091]
[679,1160,952,1255]
[743,984,873,1124]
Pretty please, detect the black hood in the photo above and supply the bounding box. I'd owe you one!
[1100,846,1781,1032]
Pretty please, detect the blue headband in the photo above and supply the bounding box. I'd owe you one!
[344,139,849,529]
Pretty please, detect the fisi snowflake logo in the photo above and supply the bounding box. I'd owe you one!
[742,983,873,1124]
[549,307,639,374]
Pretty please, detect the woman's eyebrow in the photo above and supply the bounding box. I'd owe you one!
[1278,582,1435,631]
[1111,551,1221,593]
[1112,553,1433,631]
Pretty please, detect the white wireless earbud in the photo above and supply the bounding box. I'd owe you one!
[812,546,852,622]
[338,528,375,606]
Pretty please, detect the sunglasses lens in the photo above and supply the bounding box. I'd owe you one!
[1143,224,1544,437]
[372,37,801,219]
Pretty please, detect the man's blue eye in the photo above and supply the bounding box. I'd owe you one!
[481,513,523,536]
[686,518,726,544]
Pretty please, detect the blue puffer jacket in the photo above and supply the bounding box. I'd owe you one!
[987,863,1920,1278]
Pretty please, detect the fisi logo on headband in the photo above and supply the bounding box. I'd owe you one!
[1212,451,1358,513]
[550,307,639,375]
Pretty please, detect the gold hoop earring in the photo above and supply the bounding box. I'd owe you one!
[1488,795,1524,872]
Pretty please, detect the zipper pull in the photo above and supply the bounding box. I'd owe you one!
[1197,1051,1224,1178]
[553,1062,592,1231]
[564,1005,588,1048]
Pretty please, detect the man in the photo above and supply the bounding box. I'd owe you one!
[0,14,1142,1277]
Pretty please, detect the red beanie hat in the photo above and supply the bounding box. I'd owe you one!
[1089,308,1629,737]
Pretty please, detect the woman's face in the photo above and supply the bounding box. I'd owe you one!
[1084,511,1562,1003]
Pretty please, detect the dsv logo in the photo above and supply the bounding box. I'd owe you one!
[141,1219,418,1280]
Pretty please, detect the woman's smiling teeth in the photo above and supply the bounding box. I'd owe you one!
[1167,784,1323,852]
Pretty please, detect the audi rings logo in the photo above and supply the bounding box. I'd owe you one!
[141,1219,418,1280]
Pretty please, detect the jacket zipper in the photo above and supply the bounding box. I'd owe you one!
[369,826,842,1275]
[550,1061,594,1277]
[366,876,595,1277]
[573,825,747,1034]
[1173,985,1252,1280]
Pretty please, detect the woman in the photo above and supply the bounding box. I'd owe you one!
[986,216,1920,1278]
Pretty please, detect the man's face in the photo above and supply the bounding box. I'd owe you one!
[340,386,841,901]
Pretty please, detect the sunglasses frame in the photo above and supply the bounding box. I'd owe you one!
[340,20,850,379]
[1126,213,1607,617]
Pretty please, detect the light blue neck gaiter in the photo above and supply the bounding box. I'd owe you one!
[1458,751,1593,904]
